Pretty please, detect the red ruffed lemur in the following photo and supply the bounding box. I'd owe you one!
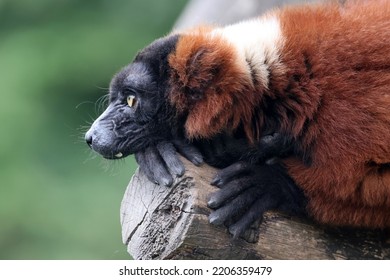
[86,0,390,237]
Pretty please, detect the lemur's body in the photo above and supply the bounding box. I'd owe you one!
[86,1,390,237]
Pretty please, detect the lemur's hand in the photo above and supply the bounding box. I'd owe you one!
[135,139,203,187]
[207,161,306,238]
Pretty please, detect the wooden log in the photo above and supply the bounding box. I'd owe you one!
[120,158,390,260]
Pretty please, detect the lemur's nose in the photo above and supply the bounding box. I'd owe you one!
[85,131,93,148]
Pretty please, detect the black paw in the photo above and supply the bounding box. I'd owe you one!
[208,162,306,238]
[172,139,204,166]
[135,140,203,187]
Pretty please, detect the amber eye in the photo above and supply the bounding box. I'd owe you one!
[127,95,136,107]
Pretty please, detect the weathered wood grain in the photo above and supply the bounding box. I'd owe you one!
[120,159,390,260]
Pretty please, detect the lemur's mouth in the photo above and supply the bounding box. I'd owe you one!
[100,151,130,160]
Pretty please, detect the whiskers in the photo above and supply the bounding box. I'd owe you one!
[94,93,110,115]
[75,100,95,109]
[99,157,127,176]
[75,90,109,146]
[75,120,93,143]
[82,148,99,164]
[75,85,110,116]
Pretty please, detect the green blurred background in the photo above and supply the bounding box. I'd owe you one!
[0,0,187,259]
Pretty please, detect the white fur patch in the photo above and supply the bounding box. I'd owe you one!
[211,14,285,89]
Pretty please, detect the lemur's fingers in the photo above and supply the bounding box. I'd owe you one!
[208,186,261,226]
[211,161,252,187]
[208,163,306,238]
[228,194,274,239]
[208,176,256,208]
[135,152,155,182]
[156,141,185,177]
[135,146,173,187]
[173,139,204,166]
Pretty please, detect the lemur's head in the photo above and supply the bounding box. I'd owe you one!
[85,35,180,159]
[86,28,257,159]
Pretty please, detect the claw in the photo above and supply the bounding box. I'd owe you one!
[228,224,243,239]
[210,176,222,186]
[207,196,218,208]
[209,211,224,226]
[190,155,204,166]
[159,176,174,187]
[173,139,204,166]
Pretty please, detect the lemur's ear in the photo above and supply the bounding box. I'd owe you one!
[168,32,224,111]
[168,30,258,140]
[184,47,209,101]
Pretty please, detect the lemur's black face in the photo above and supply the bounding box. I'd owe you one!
[85,35,179,159]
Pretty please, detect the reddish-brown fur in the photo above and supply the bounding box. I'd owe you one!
[168,28,263,141]
[279,1,390,227]
[169,1,390,228]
